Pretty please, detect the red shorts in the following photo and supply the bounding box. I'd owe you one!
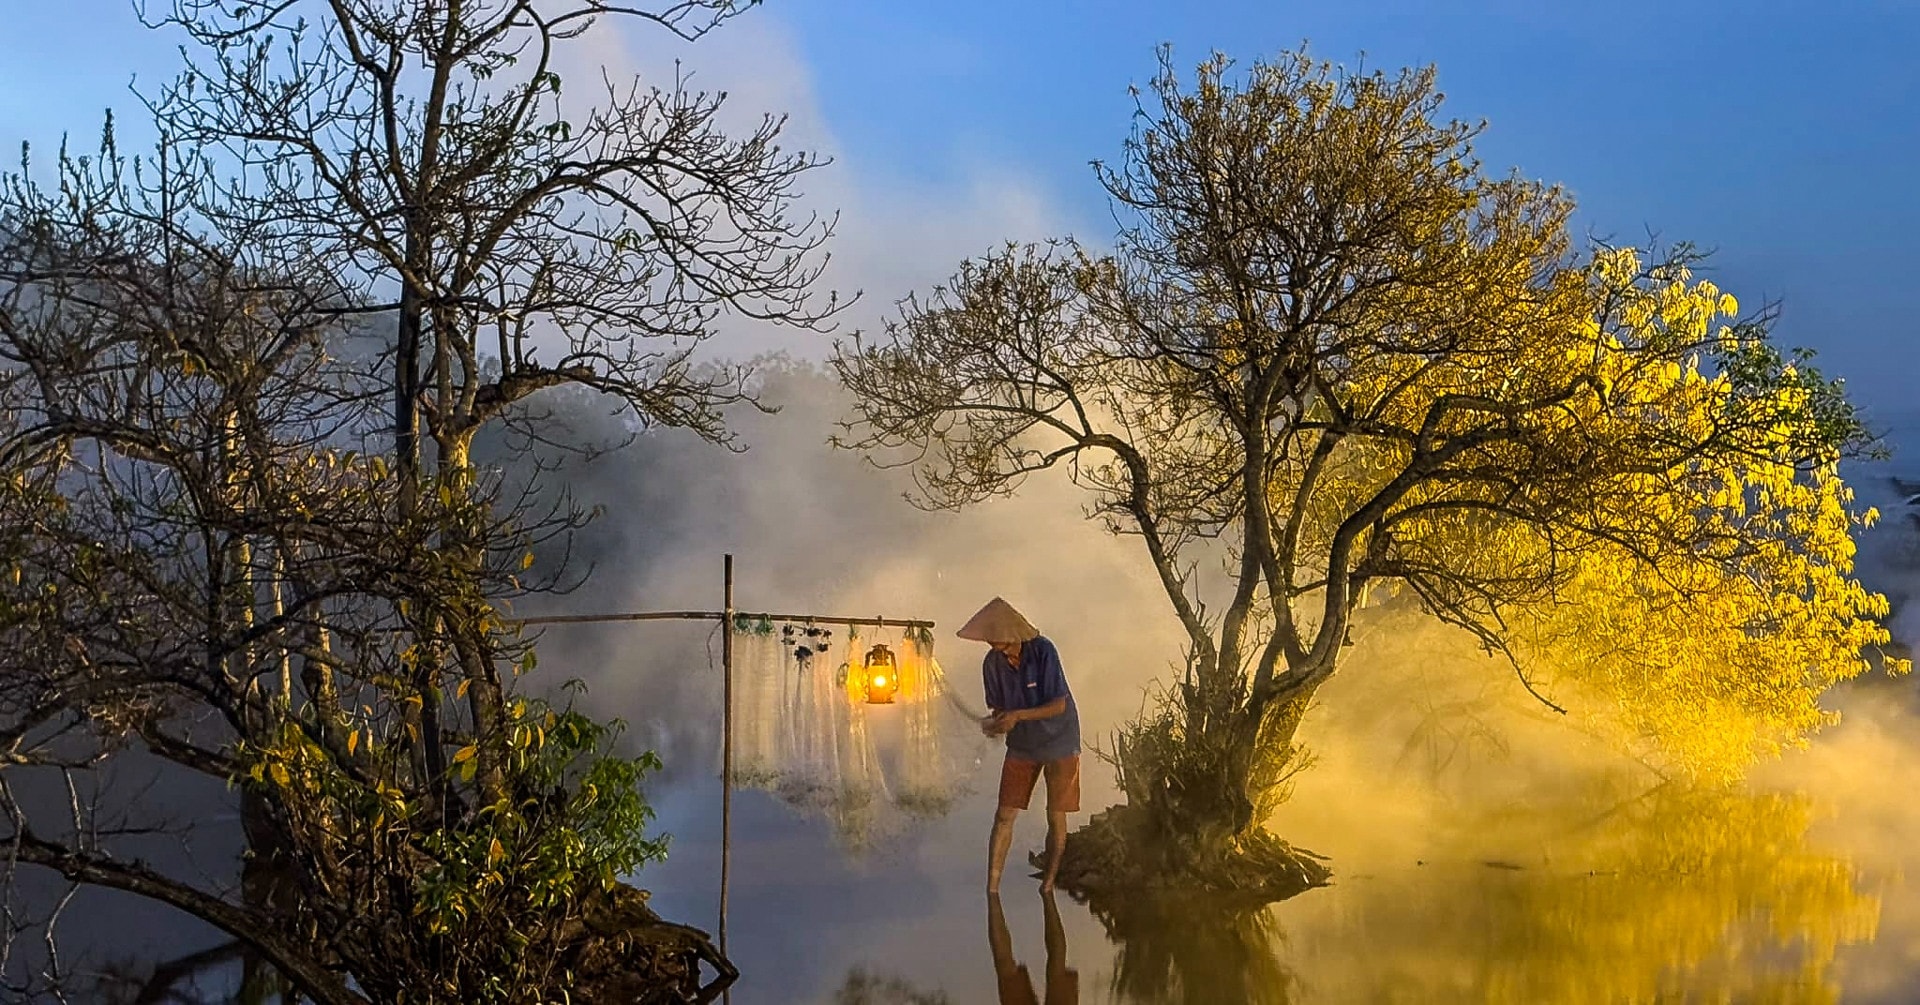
[998,754,1081,813]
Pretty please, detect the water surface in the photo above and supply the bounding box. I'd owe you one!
[641,691,1920,1004]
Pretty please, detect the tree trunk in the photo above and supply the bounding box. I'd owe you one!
[436,433,507,801]
[1234,682,1316,837]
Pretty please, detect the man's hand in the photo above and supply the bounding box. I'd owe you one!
[980,711,1019,736]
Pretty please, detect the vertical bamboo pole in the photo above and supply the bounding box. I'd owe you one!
[273,546,291,704]
[720,553,734,982]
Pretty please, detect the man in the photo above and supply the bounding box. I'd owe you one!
[958,597,1081,893]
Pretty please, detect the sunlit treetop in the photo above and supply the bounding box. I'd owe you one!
[835,48,1902,837]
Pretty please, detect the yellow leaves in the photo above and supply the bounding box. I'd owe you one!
[1592,246,1642,285]
[347,728,360,755]
[488,836,506,867]
[452,744,478,765]
[1501,454,1891,784]
[1233,232,1879,785]
[268,761,290,787]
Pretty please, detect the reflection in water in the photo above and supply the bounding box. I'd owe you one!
[1285,782,1881,1002]
[988,892,1079,1005]
[1052,781,1880,1003]
[86,764,1893,1000]
[1094,898,1293,1004]
[831,967,952,1004]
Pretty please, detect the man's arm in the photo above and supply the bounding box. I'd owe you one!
[1009,639,1069,722]
[981,656,1004,714]
[982,657,1012,735]
[1005,696,1067,723]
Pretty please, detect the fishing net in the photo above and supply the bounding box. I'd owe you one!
[894,629,985,820]
[729,619,986,847]
[733,616,785,789]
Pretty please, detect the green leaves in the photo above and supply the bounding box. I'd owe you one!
[1714,335,1878,464]
[411,693,668,959]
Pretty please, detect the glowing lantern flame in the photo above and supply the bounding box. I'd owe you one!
[863,643,898,704]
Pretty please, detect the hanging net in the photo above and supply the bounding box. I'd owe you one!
[730,619,985,848]
[893,628,983,820]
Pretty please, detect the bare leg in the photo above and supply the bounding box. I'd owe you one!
[987,893,1016,974]
[1040,809,1067,892]
[1042,887,1067,974]
[989,892,1040,1003]
[1041,889,1077,1003]
[988,806,1019,893]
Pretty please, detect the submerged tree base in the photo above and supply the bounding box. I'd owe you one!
[1036,805,1331,911]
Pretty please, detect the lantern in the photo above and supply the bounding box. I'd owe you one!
[862,643,898,704]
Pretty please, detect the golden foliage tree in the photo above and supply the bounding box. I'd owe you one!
[833,48,1899,859]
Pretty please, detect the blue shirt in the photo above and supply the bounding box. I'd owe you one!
[982,636,1081,762]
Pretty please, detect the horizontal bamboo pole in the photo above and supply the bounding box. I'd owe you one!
[514,609,935,629]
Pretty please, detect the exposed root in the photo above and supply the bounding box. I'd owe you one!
[1035,804,1331,912]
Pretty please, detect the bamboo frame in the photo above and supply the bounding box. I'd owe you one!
[514,556,935,990]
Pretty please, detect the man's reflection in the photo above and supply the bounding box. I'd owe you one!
[987,890,1079,1005]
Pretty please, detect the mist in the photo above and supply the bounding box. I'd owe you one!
[8,8,1917,999]
[524,16,1920,997]
[488,358,1184,810]
[488,360,1920,1002]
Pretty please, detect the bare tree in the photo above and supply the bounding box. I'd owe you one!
[143,0,839,803]
[1,0,836,998]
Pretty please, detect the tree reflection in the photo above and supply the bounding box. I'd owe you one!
[1076,781,1878,1002]
[1472,785,1873,1001]
[1089,897,1294,1004]
[1306,782,1878,1002]
[831,966,953,1004]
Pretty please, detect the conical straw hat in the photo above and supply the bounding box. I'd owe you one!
[955,597,1039,643]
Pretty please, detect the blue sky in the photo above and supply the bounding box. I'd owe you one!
[5,0,1917,423]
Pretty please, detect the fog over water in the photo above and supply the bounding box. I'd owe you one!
[13,366,1916,1002]
[484,21,1920,997]
[6,6,1915,1001]
[515,371,1920,1004]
